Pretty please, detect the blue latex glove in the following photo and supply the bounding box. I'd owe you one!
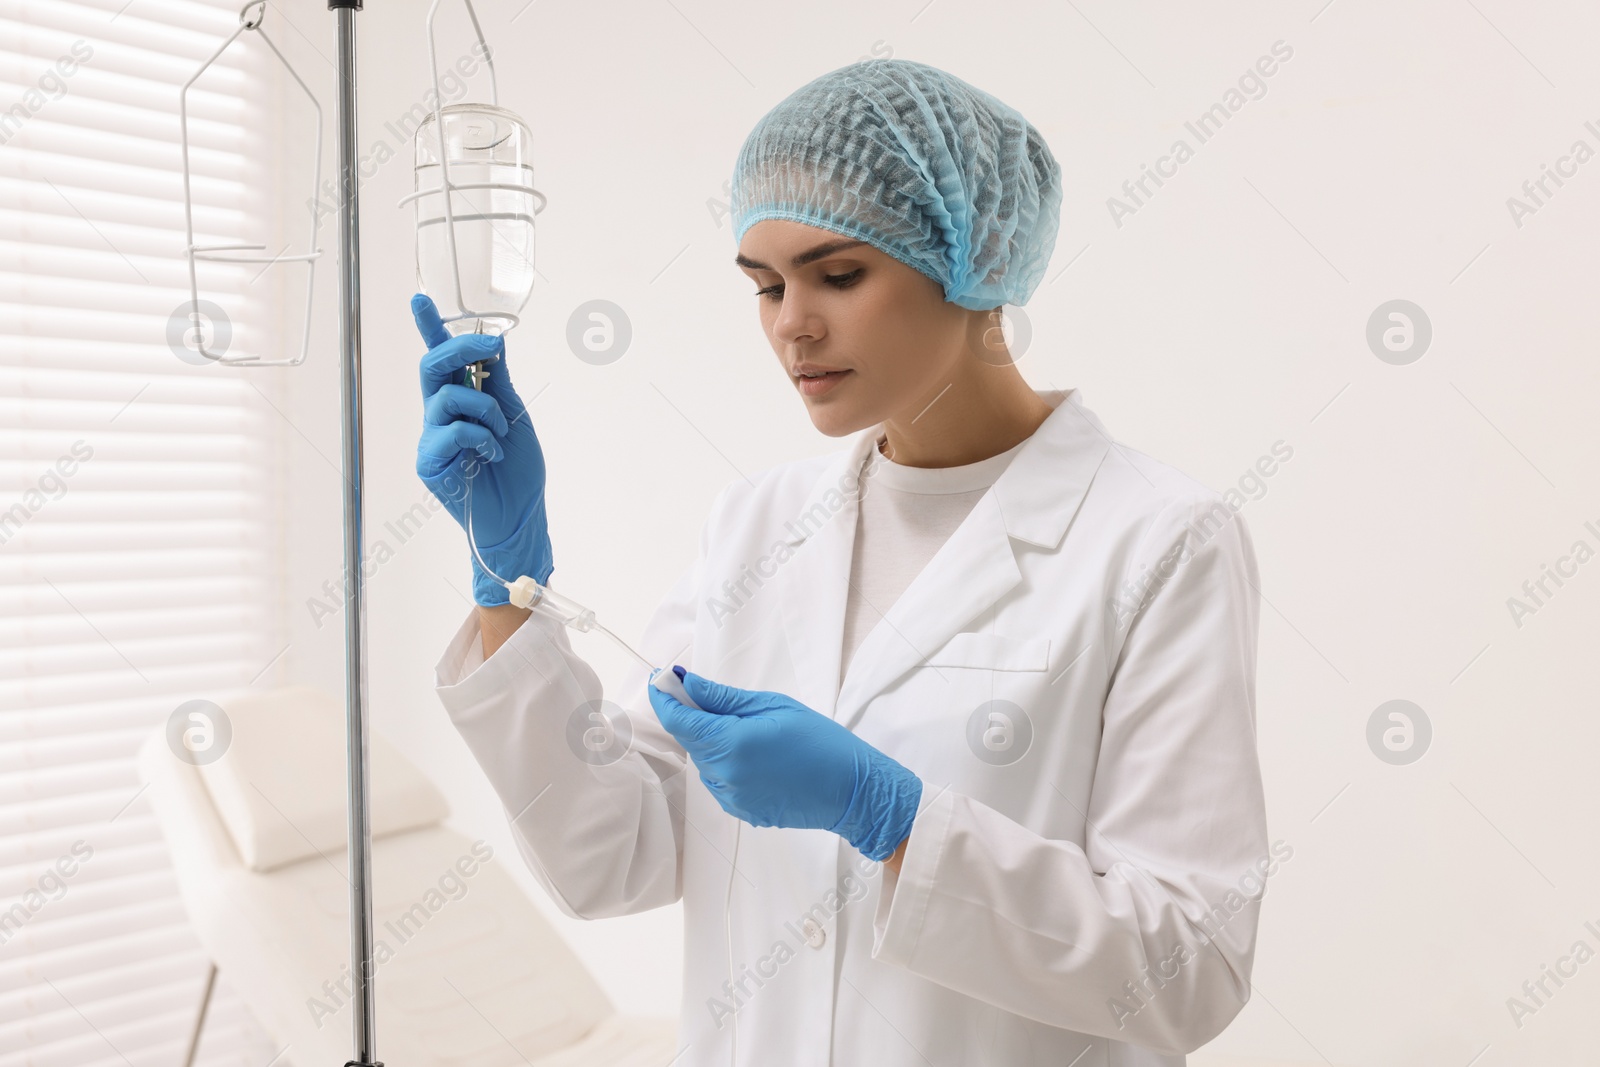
[413,293,553,605]
[646,667,923,861]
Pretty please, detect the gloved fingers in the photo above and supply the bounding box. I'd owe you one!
[646,679,696,737]
[647,677,725,744]
[413,295,530,430]
[414,446,456,485]
[412,293,450,348]
[419,332,505,398]
[419,421,502,466]
[424,383,511,438]
[476,358,531,427]
[678,668,765,716]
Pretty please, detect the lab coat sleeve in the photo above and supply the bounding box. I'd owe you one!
[432,487,726,922]
[870,492,1269,1056]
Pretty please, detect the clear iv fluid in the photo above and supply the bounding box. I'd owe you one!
[416,159,536,335]
[411,103,539,336]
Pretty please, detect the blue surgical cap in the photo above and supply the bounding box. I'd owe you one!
[730,58,1062,311]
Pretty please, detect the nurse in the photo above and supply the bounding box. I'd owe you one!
[422,58,1268,1066]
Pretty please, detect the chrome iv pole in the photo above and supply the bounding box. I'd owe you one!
[328,2,379,1066]
[177,3,379,1061]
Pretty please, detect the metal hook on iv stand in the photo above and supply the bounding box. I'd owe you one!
[178,0,323,366]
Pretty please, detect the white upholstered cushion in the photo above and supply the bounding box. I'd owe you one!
[195,685,450,872]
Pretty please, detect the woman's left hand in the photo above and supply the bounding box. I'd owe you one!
[647,667,922,861]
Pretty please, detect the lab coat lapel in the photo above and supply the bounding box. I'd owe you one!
[776,429,880,721]
[833,490,1020,731]
[780,388,1114,732]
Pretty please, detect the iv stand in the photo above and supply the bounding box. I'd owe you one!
[328,2,379,1066]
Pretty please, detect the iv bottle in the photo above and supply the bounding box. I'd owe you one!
[412,103,538,336]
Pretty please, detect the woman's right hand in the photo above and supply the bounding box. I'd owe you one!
[413,293,553,605]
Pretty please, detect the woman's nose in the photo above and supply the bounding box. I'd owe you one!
[771,288,822,346]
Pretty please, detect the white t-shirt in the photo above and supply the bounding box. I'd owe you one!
[839,434,1026,685]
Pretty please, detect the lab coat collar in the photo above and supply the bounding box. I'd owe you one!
[777,388,1114,730]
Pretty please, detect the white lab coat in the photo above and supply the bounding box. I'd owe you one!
[433,387,1269,1066]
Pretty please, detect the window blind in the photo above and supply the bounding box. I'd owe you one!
[1,0,295,1062]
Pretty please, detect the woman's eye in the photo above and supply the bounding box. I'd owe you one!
[753,270,863,302]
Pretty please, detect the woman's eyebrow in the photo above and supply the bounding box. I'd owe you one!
[735,238,866,271]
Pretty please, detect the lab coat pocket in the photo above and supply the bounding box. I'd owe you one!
[886,632,1053,795]
[920,631,1051,672]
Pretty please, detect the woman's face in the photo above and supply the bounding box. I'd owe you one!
[735,219,986,438]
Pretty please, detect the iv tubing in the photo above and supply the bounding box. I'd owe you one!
[463,468,656,674]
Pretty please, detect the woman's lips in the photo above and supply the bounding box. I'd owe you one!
[796,369,851,396]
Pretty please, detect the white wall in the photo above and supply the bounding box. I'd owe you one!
[260,2,1600,1063]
